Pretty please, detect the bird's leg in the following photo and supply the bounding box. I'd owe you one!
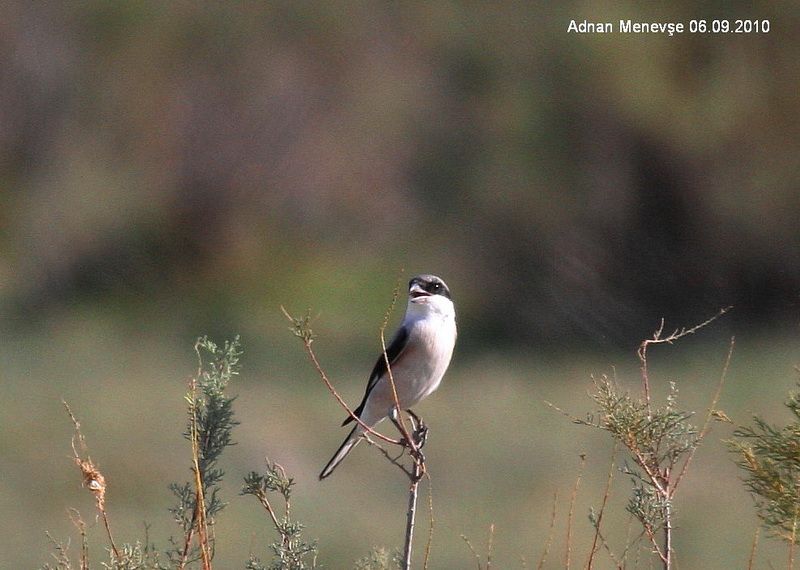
[407,409,428,450]
[389,408,426,462]
[399,409,427,469]
[389,406,406,439]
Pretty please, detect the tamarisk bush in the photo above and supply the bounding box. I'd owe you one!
[241,460,318,569]
[729,382,800,549]
[42,336,319,570]
[552,310,731,570]
[167,336,241,568]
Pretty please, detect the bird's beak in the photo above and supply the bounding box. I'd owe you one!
[409,283,431,300]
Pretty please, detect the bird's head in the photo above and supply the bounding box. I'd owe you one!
[407,274,454,317]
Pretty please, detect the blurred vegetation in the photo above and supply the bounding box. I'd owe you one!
[730,381,800,545]
[1,1,799,568]
[2,1,798,349]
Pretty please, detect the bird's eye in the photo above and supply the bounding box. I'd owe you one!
[431,283,441,291]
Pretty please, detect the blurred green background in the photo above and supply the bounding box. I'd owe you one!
[2,2,799,568]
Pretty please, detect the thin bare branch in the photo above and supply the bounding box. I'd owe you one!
[748,527,760,570]
[282,306,402,447]
[67,508,89,570]
[365,436,415,481]
[404,466,423,570]
[587,444,618,569]
[565,455,586,570]
[790,511,798,570]
[536,491,559,570]
[587,526,626,570]
[422,471,435,570]
[461,534,484,570]
[487,524,495,570]
[251,479,282,531]
[187,379,212,570]
[638,307,731,414]
[671,336,735,495]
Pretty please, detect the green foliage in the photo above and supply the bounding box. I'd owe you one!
[281,307,316,344]
[353,547,401,570]
[729,383,800,542]
[102,541,167,570]
[241,460,318,570]
[574,374,701,562]
[41,336,325,570]
[588,378,699,468]
[42,336,247,569]
[167,335,242,565]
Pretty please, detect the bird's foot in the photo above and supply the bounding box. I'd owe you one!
[407,409,428,449]
[391,409,428,459]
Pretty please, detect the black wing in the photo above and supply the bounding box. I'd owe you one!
[342,324,410,426]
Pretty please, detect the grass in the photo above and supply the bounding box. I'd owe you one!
[4,310,800,568]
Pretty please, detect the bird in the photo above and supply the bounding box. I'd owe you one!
[319,274,457,480]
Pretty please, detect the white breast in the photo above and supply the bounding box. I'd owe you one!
[405,314,457,401]
[359,296,457,426]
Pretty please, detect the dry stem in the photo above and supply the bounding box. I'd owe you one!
[281,306,401,447]
[635,308,730,570]
[461,533,483,570]
[401,412,428,570]
[188,378,212,570]
[251,460,293,550]
[748,527,760,570]
[68,508,89,570]
[63,401,120,560]
[486,523,495,570]
[535,491,558,570]
[790,511,798,570]
[422,471,435,570]
[587,444,618,569]
[564,454,586,570]
[671,336,735,494]
[638,306,730,416]
[404,461,423,570]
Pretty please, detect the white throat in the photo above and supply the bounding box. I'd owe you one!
[406,294,455,322]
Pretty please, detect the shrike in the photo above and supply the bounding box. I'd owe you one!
[319,274,457,480]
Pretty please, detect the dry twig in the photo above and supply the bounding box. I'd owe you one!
[535,491,558,570]
[565,454,586,570]
[638,306,730,415]
[671,336,735,493]
[63,401,120,560]
[187,378,213,570]
[748,527,760,570]
[281,306,402,447]
[67,508,89,570]
[422,471,435,570]
[586,444,619,569]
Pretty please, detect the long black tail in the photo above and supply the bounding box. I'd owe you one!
[319,425,360,480]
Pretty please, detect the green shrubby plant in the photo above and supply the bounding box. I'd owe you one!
[729,382,800,545]
[241,460,318,570]
[167,336,241,567]
[45,314,800,569]
[42,337,321,570]
[552,310,731,570]
[353,547,402,570]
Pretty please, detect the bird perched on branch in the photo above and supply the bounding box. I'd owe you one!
[319,274,457,480]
